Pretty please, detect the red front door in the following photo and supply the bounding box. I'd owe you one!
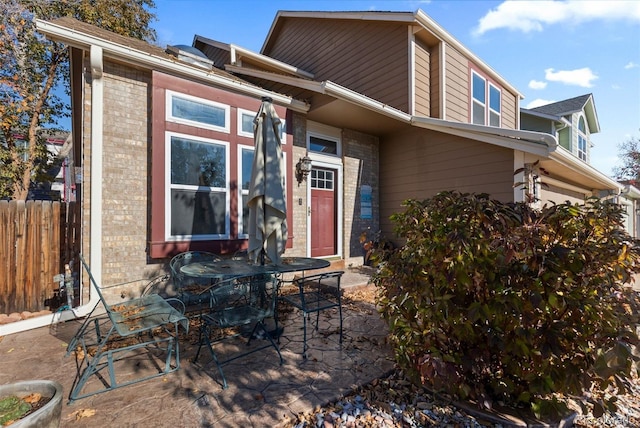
[310,167,336,257]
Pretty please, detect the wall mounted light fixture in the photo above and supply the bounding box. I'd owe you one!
[295,155,312,184]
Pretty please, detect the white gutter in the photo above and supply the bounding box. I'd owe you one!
[0,47,105,336]
[321,81,413,122]
[226,64,555,158]
[412,116,554,157]
[549,146,622,190]
[35,19,309,114]
[229,44,315,79]
[622,184,640,198]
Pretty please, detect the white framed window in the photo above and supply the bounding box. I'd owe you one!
[165,132,230,240]
[472,71,486,125]
[489,83,501,127]
[577,116,587,161]
[166,90,230,133]
[471,71,501,127]
[237,108,286,142]
[238,145,254,237]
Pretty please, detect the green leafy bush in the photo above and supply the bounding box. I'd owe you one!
[373,191,640,419]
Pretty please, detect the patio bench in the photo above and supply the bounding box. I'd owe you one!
[66,255,188,402]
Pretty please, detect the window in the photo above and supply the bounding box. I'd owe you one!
[309,135,338,155]
[166,133,229,240]
[237,108,286,141]
[471,71,501,127]
[166,90,229,133]
[238,146,254,236]
[472,72,486,125]
[577,116,587,161]
[489,84,501,127]
[311,168,334,190]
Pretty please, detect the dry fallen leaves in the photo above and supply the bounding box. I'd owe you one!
[69,408,96,421]
[22,393,42,404]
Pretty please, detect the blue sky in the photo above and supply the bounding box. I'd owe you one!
[153,0,640,176]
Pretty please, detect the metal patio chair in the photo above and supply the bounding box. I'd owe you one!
[169,251,221,310]
[278,271,344,358]
[66,256,188,402]
[194,273,283,389]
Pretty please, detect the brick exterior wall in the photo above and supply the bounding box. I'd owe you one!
[342,130,379,266]
[82,60,165,301]
[80,62,379,300]
[289,112,309,257]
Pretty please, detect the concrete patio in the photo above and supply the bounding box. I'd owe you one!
[0,270,394,427]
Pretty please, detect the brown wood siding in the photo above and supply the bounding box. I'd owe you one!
[501,90,517,129]
[444,45,468,122]
[265,18,410,112]
[198,44,231,69]
[430,44,441,119]
[379,128,514,237]
[414,39,430,117]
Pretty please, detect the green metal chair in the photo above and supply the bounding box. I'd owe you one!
[194,273,283,389]
[67,256,188,403]
[169,251,221,310]
[278,271,344,358]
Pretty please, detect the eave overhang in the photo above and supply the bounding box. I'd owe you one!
[35,19,309,113]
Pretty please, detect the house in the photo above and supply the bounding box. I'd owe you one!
[521,95,639,237]
[23,9,623,333]
[192,10,620,234]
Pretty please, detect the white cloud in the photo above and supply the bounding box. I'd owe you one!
[625,61,639,69]
[611,84,621,90]
[528,80,547,90]
[544,67,598,88]
[474,0,640,36]
[526,99,555,109]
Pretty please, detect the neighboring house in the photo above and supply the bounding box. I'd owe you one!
[31,10,622,325]
[520,95,638,238]
[520,94,606,204]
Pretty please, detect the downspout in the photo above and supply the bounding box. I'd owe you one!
[0,46,104,335]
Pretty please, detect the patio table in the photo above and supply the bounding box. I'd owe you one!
[180,256,330,279]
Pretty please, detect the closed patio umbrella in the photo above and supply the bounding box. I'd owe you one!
[248,97,287,265]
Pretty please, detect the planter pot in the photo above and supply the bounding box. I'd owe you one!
[0,380,63,428]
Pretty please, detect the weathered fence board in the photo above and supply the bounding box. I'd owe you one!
[0,201,78,314]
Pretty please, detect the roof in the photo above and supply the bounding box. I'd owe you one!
[530,94,593,116]
[528,94,600,134]
[36,17,309,112]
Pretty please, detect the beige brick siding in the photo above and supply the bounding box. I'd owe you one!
[83,60,165,301]
[342,130,379,266]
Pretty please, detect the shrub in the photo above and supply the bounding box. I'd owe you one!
[373,191,640,419]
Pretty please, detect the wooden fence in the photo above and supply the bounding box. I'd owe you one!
[0,201,80,314]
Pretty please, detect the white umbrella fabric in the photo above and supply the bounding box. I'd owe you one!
[248,97,288,265]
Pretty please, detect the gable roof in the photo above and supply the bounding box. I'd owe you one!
[530,94,591,116]
[262,10,523,99]
[529,94,600,133]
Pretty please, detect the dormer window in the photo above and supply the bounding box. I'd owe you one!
[577,116,587,161]
[471,70,501,127]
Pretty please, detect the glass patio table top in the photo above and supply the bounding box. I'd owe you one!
[180,256,330,279]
